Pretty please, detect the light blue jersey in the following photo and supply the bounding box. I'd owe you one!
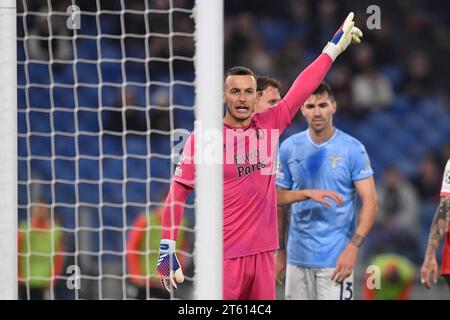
[276,128,373,268]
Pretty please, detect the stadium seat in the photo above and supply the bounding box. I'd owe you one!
[76,62,100,84]
[102,157,124,181]
[29,111,51,133]
[28,63,51,85]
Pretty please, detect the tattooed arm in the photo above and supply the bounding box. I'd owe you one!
[332,176,378,283]
[420,196,450,289]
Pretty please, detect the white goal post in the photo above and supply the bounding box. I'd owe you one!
[0,0,18,300]
[2,0,223,300]
[194,0,223,300]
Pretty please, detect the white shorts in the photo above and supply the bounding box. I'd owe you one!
[285,264,354,300]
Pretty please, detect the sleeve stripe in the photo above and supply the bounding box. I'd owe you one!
[276,182,292,189]
[352,173,373,182]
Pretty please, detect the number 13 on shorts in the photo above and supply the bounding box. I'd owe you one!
[339,277,354,300]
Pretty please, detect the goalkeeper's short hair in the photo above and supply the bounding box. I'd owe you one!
[224,66,256,81]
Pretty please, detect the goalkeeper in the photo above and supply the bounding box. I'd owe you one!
[157,13,363,299]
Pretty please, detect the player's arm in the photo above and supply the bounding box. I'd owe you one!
[275,195,290,285]
[351,177,378,246]
[276,188,344,207]
[282,12,363,120]
[421,195,450,289]
[274,144,294,284]
[332,176,377,283]
[158,180,193,292]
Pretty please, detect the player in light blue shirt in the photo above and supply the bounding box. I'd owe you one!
[276,82,378,300]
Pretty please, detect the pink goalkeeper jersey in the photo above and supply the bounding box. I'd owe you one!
[174,102,291,259]
[166,53,333,259]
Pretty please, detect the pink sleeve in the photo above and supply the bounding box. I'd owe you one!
[283,53,333,118]
[161,180,192,240]
[173,133,195,188]
[256,53,333,131]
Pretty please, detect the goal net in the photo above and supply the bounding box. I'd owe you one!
[15,0,222,300]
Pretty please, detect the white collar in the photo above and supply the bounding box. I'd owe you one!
[306,128,338,148]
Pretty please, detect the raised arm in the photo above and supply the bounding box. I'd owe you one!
[282,12,363,119]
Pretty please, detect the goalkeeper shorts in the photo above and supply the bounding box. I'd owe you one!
[223,250,275,300]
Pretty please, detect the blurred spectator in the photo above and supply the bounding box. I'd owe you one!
[363,254,415,300]
[126,204,190,299]
[18,200,64,300]
[276,39,307,82]
[369,21,398,67]
[287,0,310,23]
[104,86,172,134]
[351,44,394,114]
[121,0,146,58]
[401,51,435,98]
[27,8,72,63]
[328,65,352,115]
[148,0,170,33]
[240,38,274,75]
[103,87,148,135]
[437,140,450,173]
[364,166,420,263]
[150,87,172,132]
[225,12,257,69]
[307,0,339,49]
[411,155,442,203]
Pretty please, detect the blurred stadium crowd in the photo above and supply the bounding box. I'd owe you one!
[17,0,450,299]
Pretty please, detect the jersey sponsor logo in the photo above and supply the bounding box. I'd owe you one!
[328,156,343,168]
[236,161,267,177]
[234,150,268,178]
[175,167,183,177]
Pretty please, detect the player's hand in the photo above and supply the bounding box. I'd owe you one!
[420,253,439,289]
[157,239,184,292]
[332,244,358,283]
[275,249,287,285]
[323,12,363,61]
[304,189,344,207]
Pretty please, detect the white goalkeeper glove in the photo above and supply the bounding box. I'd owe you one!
[157,239,185,292]
[322,12,363,61]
